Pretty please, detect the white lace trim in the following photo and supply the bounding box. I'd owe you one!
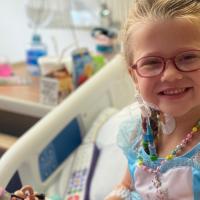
[104,186,132,200]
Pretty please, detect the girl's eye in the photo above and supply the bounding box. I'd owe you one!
[139,58,162,68]
[181,54,197,60]
[178,52,200,64]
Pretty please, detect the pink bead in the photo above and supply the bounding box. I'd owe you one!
[142,165,147,171]
[187,132,193,137]
[185,138,189,141]
[181,143,186,148]
[161,160,166,164]
[186,138,192,142]
[155,168,160,173]
[186,135,192,139]
[183,139,188,145]
[148,168,153,173]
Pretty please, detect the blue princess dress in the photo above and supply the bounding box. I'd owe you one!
[117,104,200,200]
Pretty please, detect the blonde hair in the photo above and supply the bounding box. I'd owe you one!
[122,0,200,67]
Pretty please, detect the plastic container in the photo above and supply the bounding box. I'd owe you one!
[0,57,13,77]
[26,34,47,76]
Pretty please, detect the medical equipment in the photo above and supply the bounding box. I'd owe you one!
[0,54,135,199]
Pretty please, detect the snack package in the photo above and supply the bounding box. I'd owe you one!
[71,48,95,87]
[40,66,74,106]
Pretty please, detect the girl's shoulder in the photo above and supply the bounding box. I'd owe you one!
[116,103,143,160]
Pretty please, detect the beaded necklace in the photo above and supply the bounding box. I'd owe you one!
[138,120,200,198]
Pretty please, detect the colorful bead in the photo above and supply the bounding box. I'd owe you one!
[142,165,147,171]
[142,140,148,148]
[138,160,143,166]
[176,144,182,150]
[146,134,154,143]
[155,167,160,173]
[160,160,166,165]
[171,150,176,155]
[137,155,143,160]
[186,133,193,139]
[150,155,158,161]
[182,139,188,145]
[138,119,200,191]
[148,168,154,173]
[165,154,174,160]
[192,127,198,132]
[149,145,157,156]
[189,132,193,136]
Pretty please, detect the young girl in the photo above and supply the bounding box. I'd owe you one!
[105,0,200,199]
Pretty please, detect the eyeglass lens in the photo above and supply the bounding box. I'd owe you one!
[135,50,200,77]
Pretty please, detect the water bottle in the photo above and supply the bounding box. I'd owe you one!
[26,34,47,76]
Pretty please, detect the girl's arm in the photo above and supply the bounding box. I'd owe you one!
[104,167,132,200]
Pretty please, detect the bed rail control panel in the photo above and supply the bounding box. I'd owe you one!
[39,118,82,182]
[64,143,99,200]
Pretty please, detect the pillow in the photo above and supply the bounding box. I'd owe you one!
[90,104,138,200]
[90,144,127,200]
[96,103,137,148]
[83,107,119,144]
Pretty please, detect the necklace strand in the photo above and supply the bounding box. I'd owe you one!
[138,120,200,197]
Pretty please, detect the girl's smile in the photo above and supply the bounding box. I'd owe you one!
[157,86,192,98]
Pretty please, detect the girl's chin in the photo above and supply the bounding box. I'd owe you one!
[156,105,189,117]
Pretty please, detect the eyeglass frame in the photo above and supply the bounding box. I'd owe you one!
[130,49,200,78]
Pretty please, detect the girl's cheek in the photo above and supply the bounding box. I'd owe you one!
[138,81,157,102]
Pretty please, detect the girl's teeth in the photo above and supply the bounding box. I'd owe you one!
[163,88,186,95]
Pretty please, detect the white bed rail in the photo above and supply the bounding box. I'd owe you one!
[0,54,135,191]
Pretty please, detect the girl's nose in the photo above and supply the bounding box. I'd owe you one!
[160,60,183,82]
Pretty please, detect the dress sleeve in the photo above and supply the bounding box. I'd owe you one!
[117,104,142,163]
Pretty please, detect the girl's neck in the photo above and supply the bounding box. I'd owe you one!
[157,107,200,157]
[174,107,200,136]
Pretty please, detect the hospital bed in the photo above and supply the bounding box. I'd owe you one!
[0,54,136,199]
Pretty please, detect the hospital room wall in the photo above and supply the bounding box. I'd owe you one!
[0,0,95,63]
